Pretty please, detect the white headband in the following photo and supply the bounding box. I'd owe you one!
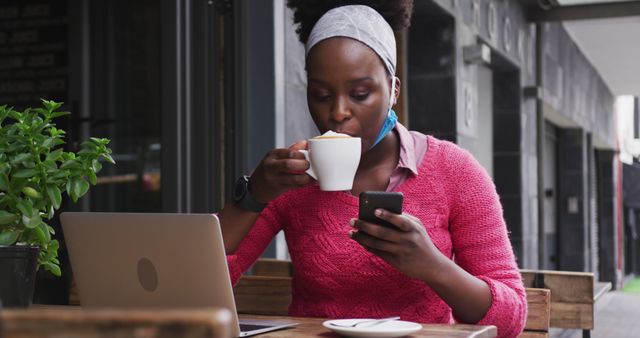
[305,5,397,77]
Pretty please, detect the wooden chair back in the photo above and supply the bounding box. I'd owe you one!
[520,269,595,330]
[232,259,294,315]
[520,288,551,338]
[251,258,294,277]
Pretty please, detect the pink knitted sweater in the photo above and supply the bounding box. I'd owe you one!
[227,136,527,338]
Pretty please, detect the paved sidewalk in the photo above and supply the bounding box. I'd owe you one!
[550,291,640,338]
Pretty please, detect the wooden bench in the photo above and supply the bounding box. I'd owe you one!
[521,269,612,338]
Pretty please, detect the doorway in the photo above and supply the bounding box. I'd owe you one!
[476,65,493,177]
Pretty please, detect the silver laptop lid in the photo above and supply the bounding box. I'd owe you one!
[61,212,242,336]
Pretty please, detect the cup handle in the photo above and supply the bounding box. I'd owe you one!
[298,149,316,180]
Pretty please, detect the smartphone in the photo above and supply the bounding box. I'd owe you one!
[358,191,403,228]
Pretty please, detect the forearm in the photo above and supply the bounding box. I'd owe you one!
[424,255,492,323]
[218,202,261,254]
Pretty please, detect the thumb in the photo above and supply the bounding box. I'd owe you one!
[289,139,308,151]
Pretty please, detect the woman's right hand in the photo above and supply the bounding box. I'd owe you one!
[249,140,312,203]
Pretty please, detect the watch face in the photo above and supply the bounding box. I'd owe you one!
[233,177,247,201]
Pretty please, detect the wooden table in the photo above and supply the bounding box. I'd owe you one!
[0,306,496,338]
[240,314,497,338]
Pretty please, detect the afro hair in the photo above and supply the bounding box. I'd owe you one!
[286,0,414,44]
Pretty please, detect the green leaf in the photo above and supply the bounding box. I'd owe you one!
[13,168,38,178]
[8,109,21,120]
[66,179,74,201]
[46,149,63,161]
[50,111,70,119]
[0,230,19,245]
[43,160,57,170]
[32,107,47,116]
[46,205,54,219]
[0,163,10,175]
[92,160,102,172]
[22,186,42,199]
[60,159,79,170]
[0,210,20,224]
[42,99,63,112]
[10,153,33,165]
[33,224,47,243]
[38,222,51,243]
[21,161,36,169]
[49,239,59,252]
[42,137,55,148]
[101,153,116,164]
[51,170,68,180]
[16,199,33,217]
[88,170,97,185]
[22,212,41,229]
[80,140,98,149]
[0,174,8,190]
[73,178,90,199]
[46,185,62,209]
[44,262,61,277]
[7,142,25,152]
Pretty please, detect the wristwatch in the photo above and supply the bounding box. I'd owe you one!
[233,175,266,212]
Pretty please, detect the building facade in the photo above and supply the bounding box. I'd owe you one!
[0,0,629,302]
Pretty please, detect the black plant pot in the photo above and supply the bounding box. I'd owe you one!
[0,245,39,307]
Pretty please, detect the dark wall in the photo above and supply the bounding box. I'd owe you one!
[597,150,618,287]
[407,3,456,142]
[557,129,588,271]
[493,70,523,260]
[0,0,68,109]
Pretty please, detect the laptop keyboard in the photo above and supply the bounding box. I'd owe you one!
[240,323,273,332]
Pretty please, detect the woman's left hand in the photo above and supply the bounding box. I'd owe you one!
[349,209,445,282]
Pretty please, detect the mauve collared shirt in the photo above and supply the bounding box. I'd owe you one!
[387,122,428,192]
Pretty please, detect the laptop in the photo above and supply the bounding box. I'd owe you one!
[61,212,297,337]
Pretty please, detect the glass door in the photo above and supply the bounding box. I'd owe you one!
[83,0,162,212]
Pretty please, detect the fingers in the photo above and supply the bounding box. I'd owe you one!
[349,211,425,252]
[372,209,418,232]
[351,218,402,243]
[251,146,313,202]
[349,228,401,254]
[280,172,312,186]
[265,149,309,173]
[289,139,308,151]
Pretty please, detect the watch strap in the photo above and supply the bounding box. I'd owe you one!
[237,176,266,212]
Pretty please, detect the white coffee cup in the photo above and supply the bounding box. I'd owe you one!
[299,136,361,191]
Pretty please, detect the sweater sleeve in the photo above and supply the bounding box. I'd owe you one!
[226,199,285,285]
[444,144,527,338]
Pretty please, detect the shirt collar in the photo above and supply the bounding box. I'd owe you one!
[394,123,419,176]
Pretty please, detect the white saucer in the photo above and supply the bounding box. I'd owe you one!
[322,319,422,338]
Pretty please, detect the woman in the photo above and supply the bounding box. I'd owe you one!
[218,1,526,337]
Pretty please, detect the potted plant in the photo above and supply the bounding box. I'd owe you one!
[0,99,114,307]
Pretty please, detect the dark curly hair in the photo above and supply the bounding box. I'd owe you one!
[286,0,414,44]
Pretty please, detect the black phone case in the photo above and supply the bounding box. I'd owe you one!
[358,191,403,228]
